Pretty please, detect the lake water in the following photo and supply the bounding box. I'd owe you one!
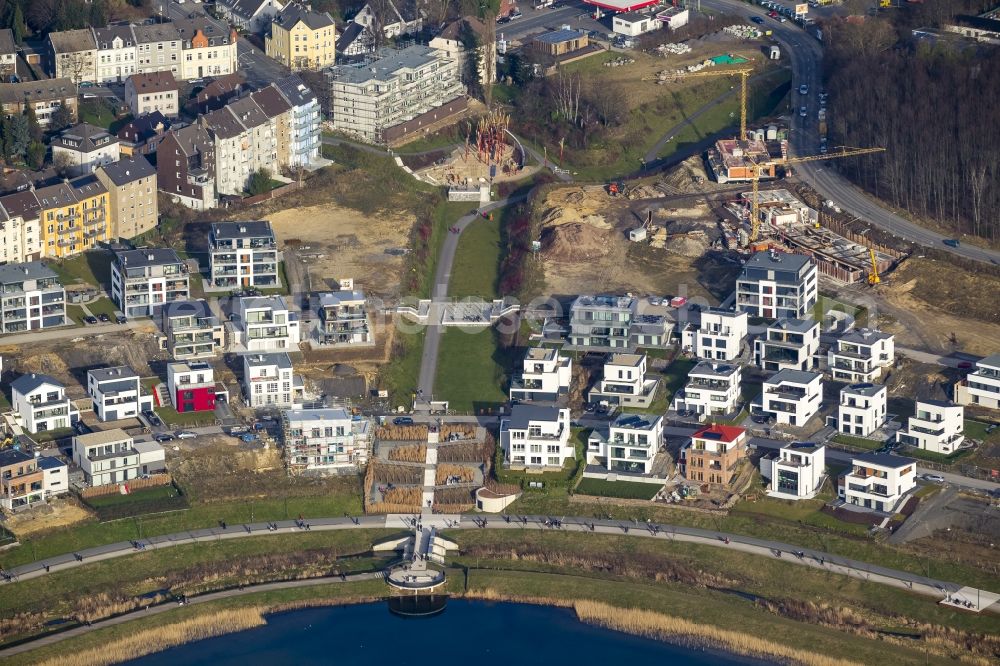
[129,600,758,665]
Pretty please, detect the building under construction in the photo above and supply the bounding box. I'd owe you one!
[707,138,780,183]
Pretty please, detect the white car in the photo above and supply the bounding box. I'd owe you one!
[799,84,808,95]
[176,431,198,440]
[923,474,946,483]
[800,106,807,117]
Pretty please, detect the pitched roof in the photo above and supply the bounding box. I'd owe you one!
[117,112,172,143]
[0,28,15,54]
[221,0,274,17]
[97,155,156,186]
[11,373,64,395]
[131,23,181,44]
[69,174,107,200]
[274,3,336,31]
[436,16,487,41]
[226,95,269,129]
[0,78,77,105]
[335,21,368,52]
[692,424,746,443]
[94,25,136,49]
[33,182,77,209]
[167,123,214,157]
[274,74,316,108]
[250,85,291,119]
[0,189,41,219]
[127,70,178,94]
[174,15,233,44]
[52,123,118,153]
[48,28,97,54]
[203,106,247,139]
[196,73,246,104]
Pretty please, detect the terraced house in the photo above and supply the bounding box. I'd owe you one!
[0,191,43,264]
[111,248,190,319]
[274,75,321,168]
[175,15,238,80]
[204,95,282,196]
[0,78,77,128]
[48,28,97,84]
[132,22,182,77]
[266,2,337,71]
[94,156,159,240]
[0,262,66,334]
[37,176,109,259]
[95,25,137,83]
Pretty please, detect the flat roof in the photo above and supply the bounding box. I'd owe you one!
[977,354,1000,368]
[535,29,586,44]
[284,407,350,422]
[853,453,915,469]
[784,441,822,454]
[689,361,738,378]
[745,250,813,273]
[583,0,659,12]
[607,353,644,367]
[88,366,139,383]
[612,413,661,430]
[767,369,822,386]
[507,404,561,429]
[74,429,132,447]
[0,261,59,285]
[842,382,884,397]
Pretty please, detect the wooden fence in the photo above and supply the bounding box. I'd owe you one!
[80,473,172,499]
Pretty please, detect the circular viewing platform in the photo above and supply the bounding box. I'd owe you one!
[386,563,447,591]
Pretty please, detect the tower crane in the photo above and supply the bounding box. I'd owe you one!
[669,67,755,141]
[746,146,887,243]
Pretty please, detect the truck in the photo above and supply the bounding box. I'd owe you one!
[818,120,827,137]
[239,433,259,443]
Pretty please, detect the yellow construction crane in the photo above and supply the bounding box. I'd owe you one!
[868,247,881,285]
[746,146,887,242]
[670,67,755,140]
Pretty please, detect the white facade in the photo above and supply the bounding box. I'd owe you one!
[72,429,166,487]
[87,366,154,422]
[896,400,965,455]
[828,329,895,383]
[839,453,916,513]
[509,347,572,402]
[314,288,372,347]
[167,360,216,410]
[232,296,301,352]
[282,407,372,473]
[242,352,304,410]
[613,12,660,37]
[955,353,1000,410]
[0,450,69,511]
[736,251,818,320]
[680,308,748,361]
[0,261,66,333]
[672,361,741,417]
[51,124,121,177]
[208,221,280,290]
[753,318,819,373]
[275,75,321,167]
[837,383,887,438]
[95,27,137,83]
[760,369,823,427]
[11,374,79,433]
[659,7,690,30]
[176,18,239,80]
[587,353,659,409]
[217,0,285,33]
[111,249,190,319]
[763,442,825,500]
[606,413,663,475]
[500,405,574,469]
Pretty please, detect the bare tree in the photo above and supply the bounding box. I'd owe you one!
[553,68,581,125]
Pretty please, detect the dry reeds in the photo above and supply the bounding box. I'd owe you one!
[435,464,474,485]
[573,600,863,666]
[433,487,474,505]
[387,444,427,463]
[370,462,423,485]
[440,425,475,440]
[437,441,490,463]
[36,607,267,666]
[367,502,423,514]
[383,486,421,505]
[375,424,428,441]
[485,479,520,496]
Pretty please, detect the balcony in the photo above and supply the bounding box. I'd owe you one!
[765,387,806,401]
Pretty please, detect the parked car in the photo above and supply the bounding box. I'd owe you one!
[154,433,175,442]
[115,314,127,324]
[750,411,771,424]
[84,315,98,325]
[98,313,110,323]
[228,426,247,436]
[144,410,162,427]
[750,16,764,24]
[176,431,198,439]
[923,474,945,483]
[943,238,960,247]
[393,416,415,426]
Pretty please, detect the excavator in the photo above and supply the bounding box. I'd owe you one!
[868,247,881,285]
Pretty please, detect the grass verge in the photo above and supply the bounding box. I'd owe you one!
[434,327,510,413]
[575,478,660,500]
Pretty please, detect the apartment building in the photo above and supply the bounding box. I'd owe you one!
[827,328,895,383]
[208,221,280,290]
[753,318,819,373]
[0,449,68,511]
[175,15,238,80]
[838,453,916,512]
[955,354,1000,409]
[125,71,179,118]
[87,366,153,422]
[250,85,294,168]
[0,205,31,266]
[429,17,495,86]
[117,111,173,157]
[314,288,372,347]
[605,413,663,475]
[353,1,423,39]
[0,28,15,80]
[499,404,574,469]
[49,28,97,84]
[266,3,337,71]
[671,361,741,417]
[568,295,669,350]
[11,373,79,433]
[37,176,109,259]
[0,190,43,263]
[0,78,77,128]
[326,45,465,144]
[111,248,190,319]
[282,407,373,473]
[232,295,300,351]
[205,96,283,196]
[274,74,321,168]
[51,123,121,177]
[160,299,226,359]
[94,156,159,240]
[679,307,748,361]
[95,25,137,83]
[218,0,285,33]
[735,250,818,320]
[242,352,304,409]
[167,361,217,413]
[509,347,572,402]
[761,442,825,500]
[132,22,182,77]
[72,429,166,487]
[896,399,965,455]
[837,382,887,438]
[0,262,65,334]
[759,369,823,427]
[587,353,659,409]
[156,122,217,210]
[680,424,747,487]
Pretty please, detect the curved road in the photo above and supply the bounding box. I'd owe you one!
[704,0,1000,266]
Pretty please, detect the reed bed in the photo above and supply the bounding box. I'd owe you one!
[370,462,423,485]
[435,464,474,485]
[375,425,428,441]
[383,487,421,505]
[387,444,427,463]
[437,441,490,463]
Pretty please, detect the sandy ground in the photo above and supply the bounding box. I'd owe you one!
[4,498,94,537]
[267,203,415,299]
[416,143,540,186]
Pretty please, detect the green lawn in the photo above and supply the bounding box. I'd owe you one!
[394,127,462,153]
[661,357,697,402]
[731,494,872,537]
[448,217,502,300]
[964,419,1000,443]
[84,485,179,508]
[86,297,119,318]
[419,201,480,299]
[832,434,884,450]
[434,328,510,413]
[51,251,113,287]
[898,446,973,465]
[77,100,131,133]
[381,327,425,411]
[157,404,217,428]
[575,478,660,500]
[65,304,87,325]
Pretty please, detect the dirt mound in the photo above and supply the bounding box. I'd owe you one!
[542,223,613,262]
[540,186,614,230]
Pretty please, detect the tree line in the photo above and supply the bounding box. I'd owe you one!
[824,18,1000,241]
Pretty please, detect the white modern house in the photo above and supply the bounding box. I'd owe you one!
[72,429,166,487]
[759,369,823,427]
[896,399,965,455]
[242,352,304,410]
[679,308,748,362]
[50,123,121,177]
[605,413,663,475]
[166,361,217,414]
[954,354,1000,410]
[613,12,662,37]
[499,404,574,469]
[0,449,69,511]
[509,347,572,403]
[568,295,670,350]
[208,221,280,291]
[587,353,659,409]
[160,299,226,360]
[87,366,154,422]
[761,442,826,500]
[231,296,301,352]
[111,248,190,319]
[827,329,895,383]
[735,250,818,320]
[314,286,372,347]
[837,383,887,438]
[11,373,79,433]
[0,262,67,334]
[753,318,819,373]
[281,407,372,473]
[838,453,916,513]
[672,361,741,417]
